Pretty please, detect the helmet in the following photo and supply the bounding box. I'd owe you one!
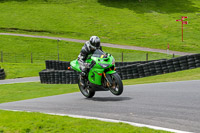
[89,36,100,49]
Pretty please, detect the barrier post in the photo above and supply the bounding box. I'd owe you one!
[31,53,33,63]
[1,51,3,62]
[146,53,148,61]
[57,39,61,61]
[122,52,124,62]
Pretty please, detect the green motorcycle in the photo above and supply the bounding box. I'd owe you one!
[70,49,123,98]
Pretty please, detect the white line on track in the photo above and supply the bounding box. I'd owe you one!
[2,109,193,133]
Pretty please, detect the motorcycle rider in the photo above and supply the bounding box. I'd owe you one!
[78,36,102,87]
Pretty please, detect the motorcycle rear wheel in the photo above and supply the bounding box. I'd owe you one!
[109,73,123,95]
[78,76,95,98]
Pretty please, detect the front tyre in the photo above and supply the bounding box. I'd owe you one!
[109,73,123,95]
[78,75,95,98]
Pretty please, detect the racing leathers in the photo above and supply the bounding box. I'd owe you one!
[78,41,102,86]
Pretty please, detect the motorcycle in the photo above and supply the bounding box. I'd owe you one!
[70,49,123,98]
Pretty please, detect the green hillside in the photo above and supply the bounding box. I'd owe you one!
[0,0,200,53]
[0,35,175,79]
[0,35,174,63]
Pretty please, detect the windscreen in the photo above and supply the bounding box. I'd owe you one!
[92,49,106,58]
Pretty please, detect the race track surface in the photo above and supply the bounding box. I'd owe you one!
[0,80,200,132]
[0,77,40,84]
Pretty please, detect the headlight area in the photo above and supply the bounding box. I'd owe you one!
[99,63,110,68]
[112,58,115,65]
[104,65,116,73]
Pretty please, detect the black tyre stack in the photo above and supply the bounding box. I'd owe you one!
[39,60,79,84]
[194,54,200,67]
[0,68,6,80]
[149,62,157,76]
[154,61,163,75]
[160,60,169,74]
[172,58,181,72]
[179,56,189,70]
[45,60,70,70]
[187,55,196,69]
[39,54,200,84]
[137,64,145,78]
[143,63,151,77]
[166,59,175,73]
[116,54,200,80]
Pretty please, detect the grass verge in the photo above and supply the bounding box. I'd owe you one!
[0,82,78,104]
[0,110,170,133]
[0,63,45,79]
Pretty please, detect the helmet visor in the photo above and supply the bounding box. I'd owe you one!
[96,42,100,48]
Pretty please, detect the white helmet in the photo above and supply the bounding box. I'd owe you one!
[89,36,100,49]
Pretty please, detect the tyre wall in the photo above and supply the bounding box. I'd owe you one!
[39,54,200,84]
[116,54,200,80]
[0,69,6,80]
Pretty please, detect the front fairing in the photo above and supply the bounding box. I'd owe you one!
[88,50,115,85]
[70,49,116,86]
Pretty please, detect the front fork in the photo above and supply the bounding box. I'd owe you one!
[103,70,116,88]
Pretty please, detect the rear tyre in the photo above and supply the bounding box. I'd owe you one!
[109,73,123,96]
[78,75,95,98]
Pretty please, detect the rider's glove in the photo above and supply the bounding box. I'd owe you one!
[89,60,96,68]
[85,63,90,69]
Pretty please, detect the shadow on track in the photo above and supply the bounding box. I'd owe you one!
[87,97,132,102]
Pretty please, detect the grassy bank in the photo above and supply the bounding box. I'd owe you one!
[0,35,175,63]
[0,110,170,133]
[0,35,176,79]
[0,0,200,53]
[0,82,78,104]
[0,63,45,79]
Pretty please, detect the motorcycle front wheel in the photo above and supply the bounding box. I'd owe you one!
[78,75,95,98]
[109,73,123,96]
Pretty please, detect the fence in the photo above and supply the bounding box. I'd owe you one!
[0,51,176,64]
[0,51,72,63]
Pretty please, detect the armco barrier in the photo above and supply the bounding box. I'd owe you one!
[39,54,200,84]
[0,69,6,80]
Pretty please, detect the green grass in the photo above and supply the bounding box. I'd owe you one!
[0,0,200,53]
[0,82,78,103]
[0,63,45,79]
[123,67,200,85]
[0,35,176,63]
[0,110,170,133]
[0,35,177,79]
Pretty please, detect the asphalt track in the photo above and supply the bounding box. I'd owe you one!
[0,80,199,132]
[0,77,40,85]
